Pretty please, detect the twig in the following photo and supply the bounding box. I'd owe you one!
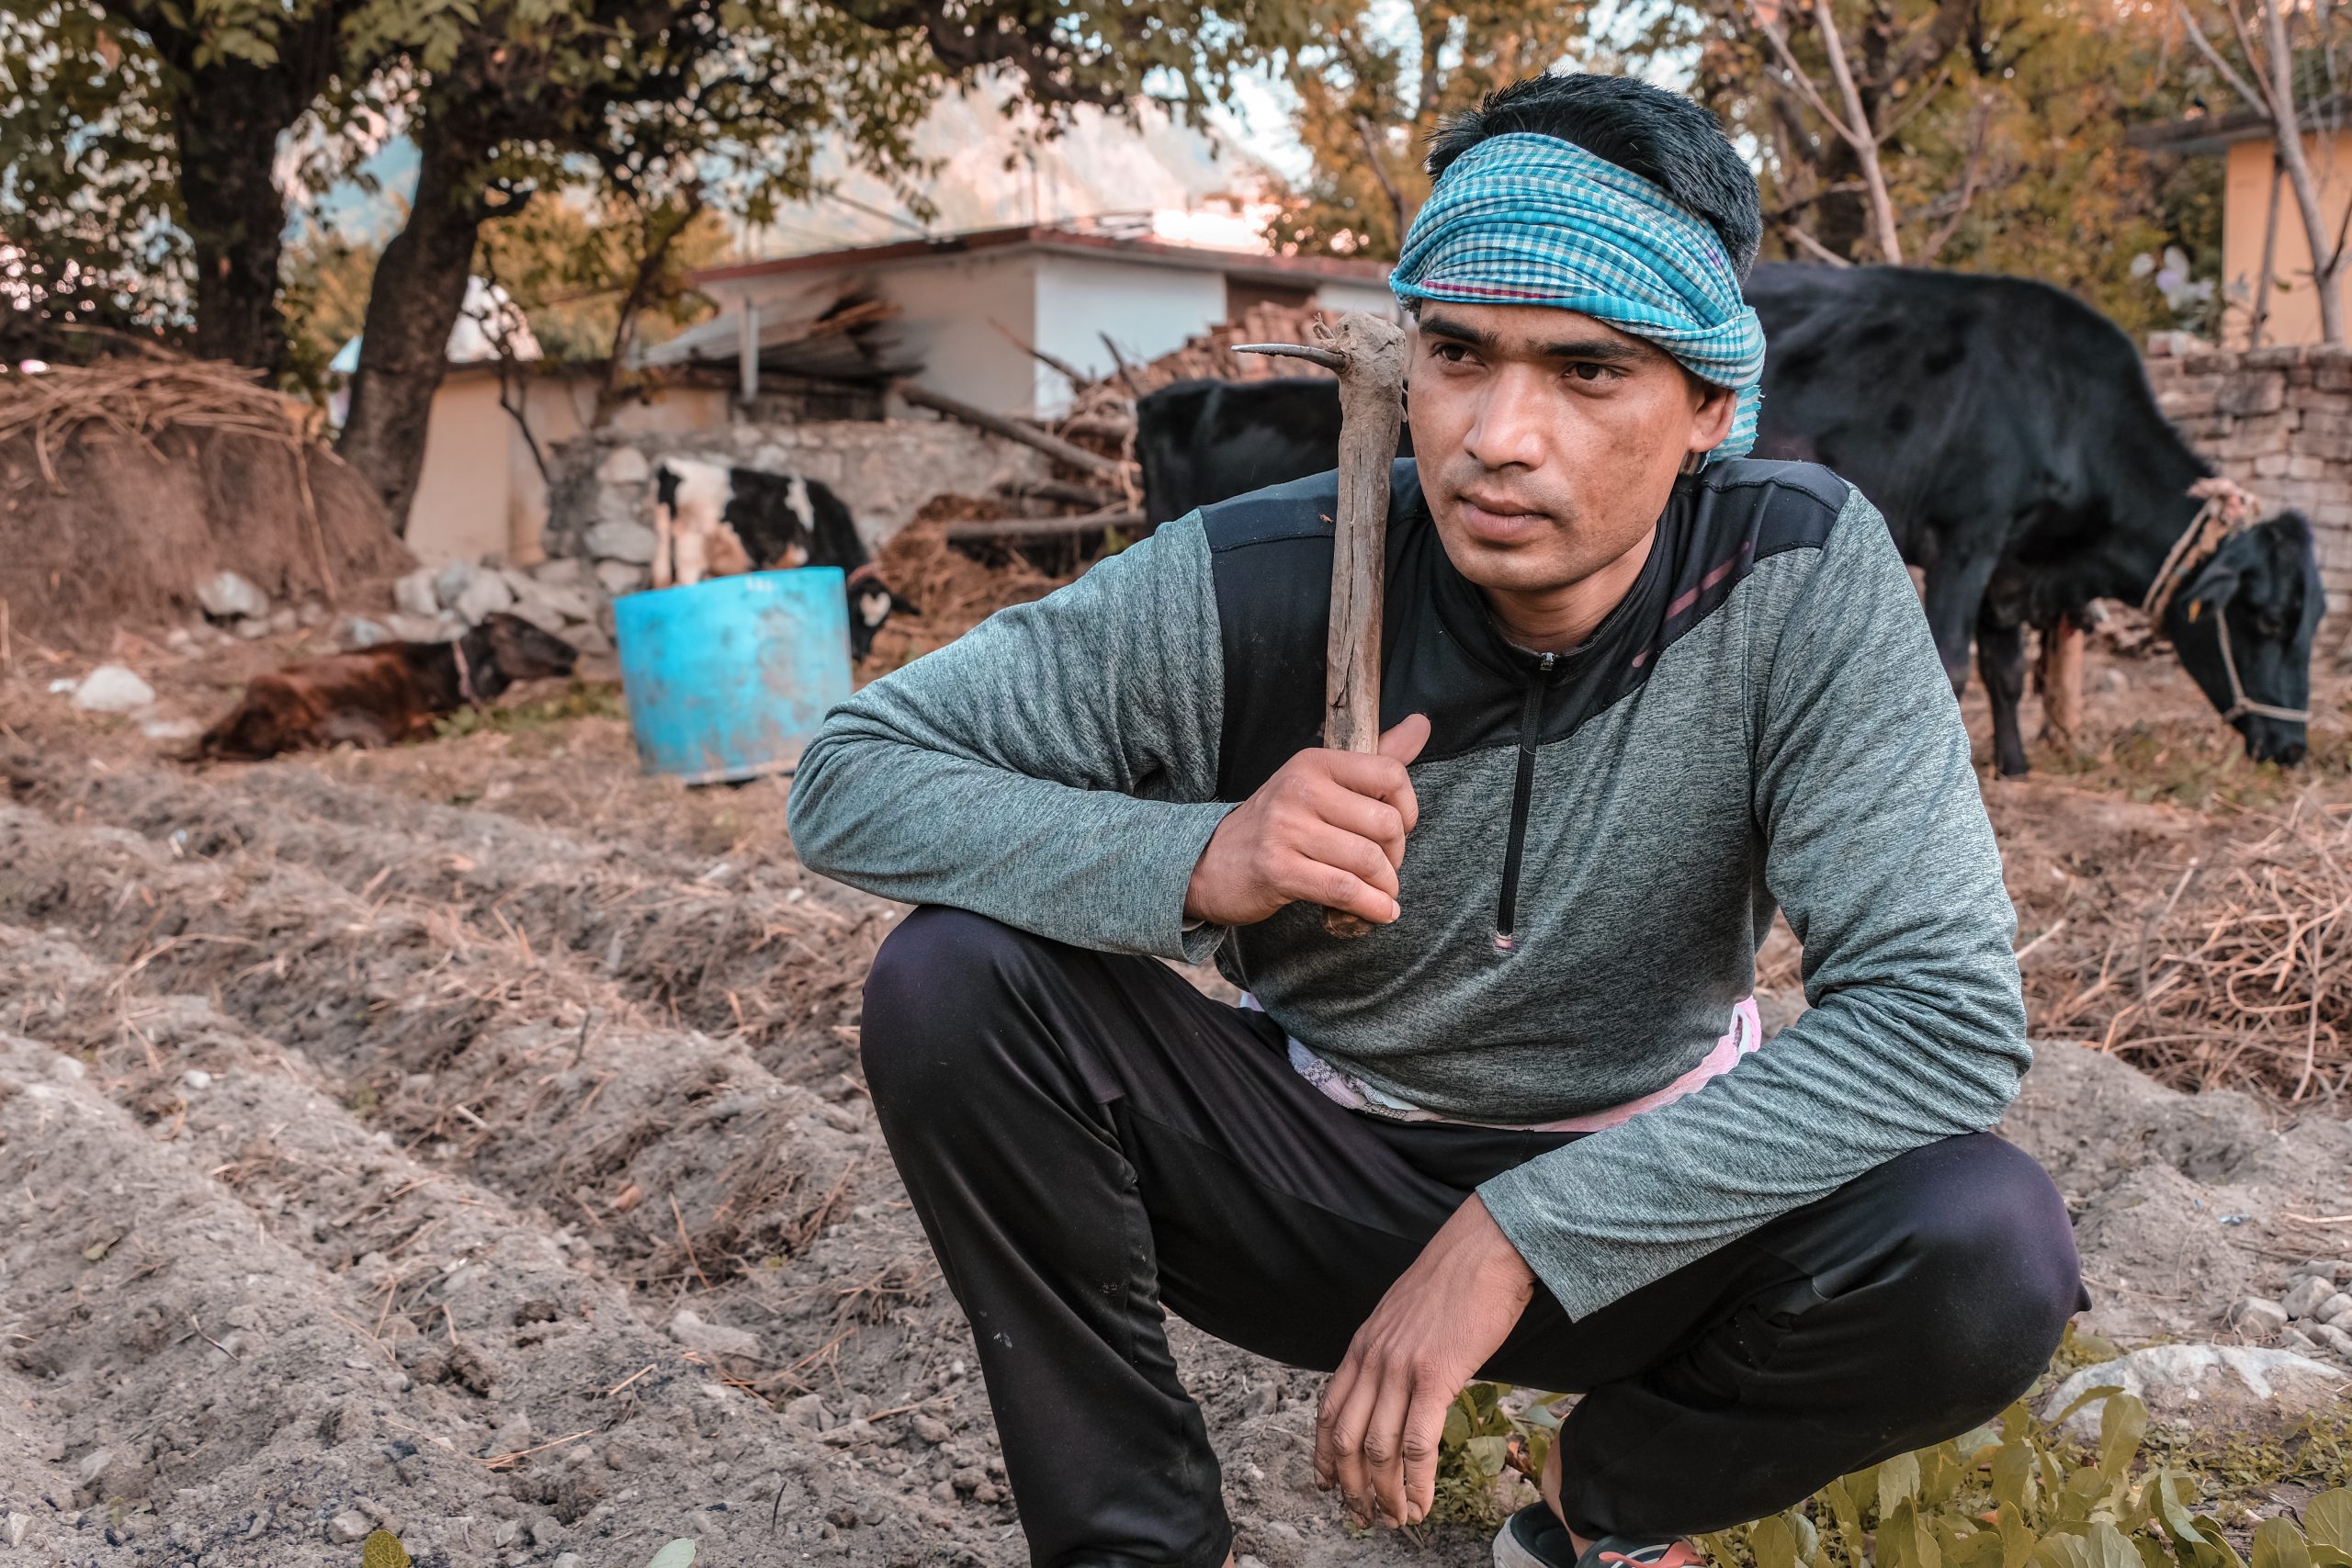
[605,1362,658,1396]
[187,1315,240,1361]
[481,1429,595,1470]
[670,1190,713,1292]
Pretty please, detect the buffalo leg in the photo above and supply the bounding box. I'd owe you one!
[1977,615,2030,778]
[2034,615,2085,749]
[650,502,676,590]
[1921,553,2000,699]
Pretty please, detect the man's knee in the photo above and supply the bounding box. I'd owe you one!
[860,906,1040,1110]
[1872,1135,2085,1412]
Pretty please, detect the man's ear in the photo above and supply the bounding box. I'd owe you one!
[1689,381,1736,460]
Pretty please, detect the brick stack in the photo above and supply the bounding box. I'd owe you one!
[2144,334,2352,660]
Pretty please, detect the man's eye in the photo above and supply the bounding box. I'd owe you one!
[1431,343,1472,364]
[1567,362,1620,383]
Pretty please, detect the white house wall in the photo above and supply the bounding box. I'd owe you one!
[1032,252,1227,412]
[1312,277,1402,320]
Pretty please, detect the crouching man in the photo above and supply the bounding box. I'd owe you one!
[787,70,2085,1568]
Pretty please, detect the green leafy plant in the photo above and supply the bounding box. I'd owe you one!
[1434,1365,2352,1567]
[432,679,627,739]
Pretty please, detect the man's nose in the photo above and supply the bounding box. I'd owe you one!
[1462,369,1552,469]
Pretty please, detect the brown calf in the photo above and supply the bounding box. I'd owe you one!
[197,613,578,761]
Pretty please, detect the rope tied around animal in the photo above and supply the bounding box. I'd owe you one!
[2140,476,2311,728]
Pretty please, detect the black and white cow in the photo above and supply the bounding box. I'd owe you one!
[1137,377,1415,527]
[650,457,914,660]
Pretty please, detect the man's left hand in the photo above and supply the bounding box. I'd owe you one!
[1316,1193,1538,1529]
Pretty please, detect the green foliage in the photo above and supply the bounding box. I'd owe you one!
[1434,1356,2352,1568]
[361,1528,411,1568]
[475,186,730,367]
[432,679,627,739]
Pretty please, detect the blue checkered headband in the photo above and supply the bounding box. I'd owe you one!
[1391,132,1765,464]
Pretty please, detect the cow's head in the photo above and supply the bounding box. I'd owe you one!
[846,575,917,662]
[478,613,582,683]
[2160,513,2324,765]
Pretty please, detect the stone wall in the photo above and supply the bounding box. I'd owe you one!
[543,418,1051,585]
[2144,335,2352,659]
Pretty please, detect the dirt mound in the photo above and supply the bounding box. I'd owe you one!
[0,363,412,650]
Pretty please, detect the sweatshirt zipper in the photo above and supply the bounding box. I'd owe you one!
[1493,651,1555,952]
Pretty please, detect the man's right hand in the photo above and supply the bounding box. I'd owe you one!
[1184,714,1430,929]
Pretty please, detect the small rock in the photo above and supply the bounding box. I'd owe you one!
[164,626,198,656]
[296,600,330,628]
[452,571,515,626]
[74,1450,111,1489]
[2284,1276,2335,1318]
[338,615,394,649]
[782,1393,830,1431]
[195,570,269,620]
[502,594,570,636]
[141,717,202,742]
[182,1069,213,1090]
[2293,1259,2352,1284]
[266,605,299,636]
[72,665,154,713]
[595,560,649,596]
[394,569,441,619]
[911,1415,952,1445]
[820,1419,879,1448]
[974,1482,1004,1505]
[2310,1322,2352,1361]
[929,1480,957,1505]
[484,1412,532,1459]
[1238,1557,1271,1568]
[584,519,659,566]
[668,1309,761,1361]
[553,1556,582,1568]
[566,619,612,656]
[2041,1344,2352,1439]
[3,1511,27,1548]
[434,559,480,609]
[2319,1292,2352,1328]
[950,1467,986,1495]
[492,1517,521,1548]
[598,446,651,485]
[232,616,272,640]
[325,1511,371,1545]
[2282,1327,2323,1354]
[384,614,455,643]
[533,557,589,590]
[2226,1297,2290,1337]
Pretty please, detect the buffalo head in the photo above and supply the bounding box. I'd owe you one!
[2159,513,2324,766]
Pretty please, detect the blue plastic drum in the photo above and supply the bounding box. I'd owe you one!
[613,569,851,784]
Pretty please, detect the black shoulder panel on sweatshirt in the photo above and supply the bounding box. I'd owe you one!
[1203,457,1850,800]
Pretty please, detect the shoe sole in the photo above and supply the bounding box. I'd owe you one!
[1494,1518,1562,1568]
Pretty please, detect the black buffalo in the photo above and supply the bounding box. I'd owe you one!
[1746,263,2321,773]
[650,457,916,660]
[1137,378,1414,527]
[1134,274,2323,774]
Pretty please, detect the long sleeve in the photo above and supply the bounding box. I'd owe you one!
[1476,487,2028,1322]
[786,518,1237,963]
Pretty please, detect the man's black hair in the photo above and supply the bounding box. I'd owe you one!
[1423,73,1762,281]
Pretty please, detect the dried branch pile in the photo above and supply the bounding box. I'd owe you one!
[2030,796,2352,1103]
[0,359,322,487]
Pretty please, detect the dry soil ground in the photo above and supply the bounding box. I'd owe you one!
[0,613,2346,1568]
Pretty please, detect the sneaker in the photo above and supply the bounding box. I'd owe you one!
[1492,1505,1705,1568]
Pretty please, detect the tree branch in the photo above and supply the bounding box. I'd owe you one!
[2171,0,2271,117]
[1780,221,1856,265]
[1738,0,1862,144]
[1810,0,1905,262]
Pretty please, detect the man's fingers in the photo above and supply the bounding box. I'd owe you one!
[1282,851,1400,927]
[1327,748,1422,840]
[1378,712,1431,766]
[1317,1363,1380,1519]
[1400,1371,1453,1526]
[1313,1359,1355,1488]
[1360,1362,1417,1526]
[1301,778,1410,863]
[1295,824,1401,901]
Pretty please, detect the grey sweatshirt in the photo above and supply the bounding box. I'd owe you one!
[787,458,2028,1321]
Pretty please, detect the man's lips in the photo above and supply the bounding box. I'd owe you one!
[1454,493,1551,540]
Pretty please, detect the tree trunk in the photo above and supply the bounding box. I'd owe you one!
[172,60,308,371]
[336,125,486,535]
[2267,0,2348,342]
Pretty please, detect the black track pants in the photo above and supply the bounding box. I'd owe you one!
[860,908,2086,1568]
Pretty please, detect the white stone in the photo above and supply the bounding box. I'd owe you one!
[668,1309,760,1360]
[564,620,611,657]
[584,519,658,565]
[384,614,454,643]
[452,572,515,626]
[533,557,588,590]
[502,594,568,636]
[164,626,199,656]
[141,717,201,743]
[434,558,480,609]
[266,606,298,636]
[782,1393,829,1431]
[2312,1322,2352,1362]
[74,1450,112,1488]
[325,1510,371,1544]
[2041,1345,2352,1440]
[2318,1292,2352,1327]
[595,560,648,596]
[394,568,441,619]
[297,600,329,628]
[338,616,394,649]
[2284,1275,2335,1318]
[72,665,154,713]
[2228,1297,2290,1337]
[195,570,269,620]
[232,616,272,640]
[484,1412,531,1460]
[182,1069,212,1090]
[597,446,650,485]
[4,1510,28,1548]
[2294,1259,2352,1285]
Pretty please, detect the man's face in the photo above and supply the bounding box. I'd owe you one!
[1407,303,1736,597]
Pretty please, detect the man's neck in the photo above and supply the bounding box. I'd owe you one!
[1478,523,1657,654]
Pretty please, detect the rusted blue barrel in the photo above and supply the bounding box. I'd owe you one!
[613,569,850,784]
